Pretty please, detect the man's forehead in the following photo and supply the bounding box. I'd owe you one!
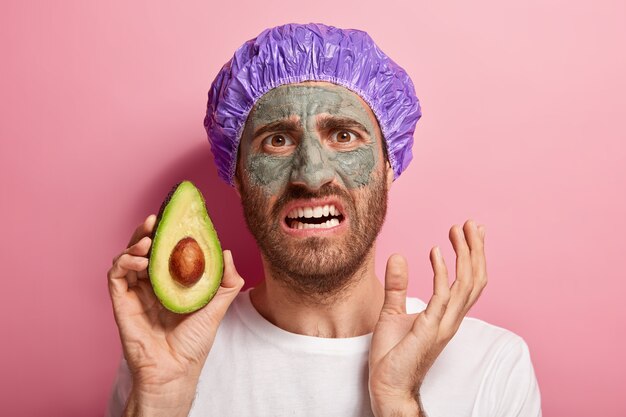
[249,81,377,127]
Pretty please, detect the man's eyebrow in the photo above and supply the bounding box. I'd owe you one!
[317,116,371,136]
[253,119,301,139]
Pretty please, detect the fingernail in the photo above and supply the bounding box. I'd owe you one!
[435,246,441,258]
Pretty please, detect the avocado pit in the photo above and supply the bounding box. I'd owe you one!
[169,236,205,287]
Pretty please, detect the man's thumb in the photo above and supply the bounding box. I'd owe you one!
[198,249,244,324]
[221,250,245,290]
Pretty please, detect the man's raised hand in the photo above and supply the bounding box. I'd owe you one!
[368,219,487,417]
[107,214,244,416]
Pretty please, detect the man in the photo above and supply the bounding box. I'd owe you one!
[106,23,541,416]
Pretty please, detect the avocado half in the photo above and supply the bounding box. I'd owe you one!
[148,180,223,314]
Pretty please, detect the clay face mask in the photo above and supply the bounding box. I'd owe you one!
[239,83,381,195]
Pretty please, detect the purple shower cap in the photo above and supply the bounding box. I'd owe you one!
[204,22,422,186]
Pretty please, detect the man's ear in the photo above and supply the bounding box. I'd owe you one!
[385,160,394,189]
[233,172,242,198]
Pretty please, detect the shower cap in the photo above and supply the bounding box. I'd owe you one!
[204,22,422,186]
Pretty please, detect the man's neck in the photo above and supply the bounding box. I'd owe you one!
[249,248,385,338]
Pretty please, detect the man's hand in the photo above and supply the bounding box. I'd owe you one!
[369,219,487,417]
[107,214,244,417]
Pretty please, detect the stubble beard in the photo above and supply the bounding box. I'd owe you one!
[240,173,388,300]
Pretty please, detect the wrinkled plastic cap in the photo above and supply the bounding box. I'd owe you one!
[204,23,422,186]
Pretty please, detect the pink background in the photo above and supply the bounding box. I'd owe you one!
[1,0,624,415]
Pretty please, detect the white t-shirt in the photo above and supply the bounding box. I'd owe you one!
[106,289,541,417]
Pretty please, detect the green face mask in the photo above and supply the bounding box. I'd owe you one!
[239,83,381,195]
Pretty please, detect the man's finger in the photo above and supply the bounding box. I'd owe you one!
[439,221,478,336]
[122,237,152,284]
[127,214,157,248]
[465,221,485,286]
[423,246,450,321]
[381,253,409,315]
[108,254,149,297]
[431,246,449,296]
[137,268,149,281]
[131,279,159,311]
[467,224,488,307]
[448,223,474,304]
[126,236,152,257]
[194,250,244,326]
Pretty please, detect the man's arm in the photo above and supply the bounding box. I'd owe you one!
[105,357,201,417]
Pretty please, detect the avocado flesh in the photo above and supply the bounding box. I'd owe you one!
[149,181,223,314]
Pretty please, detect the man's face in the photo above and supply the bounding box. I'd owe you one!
[236,81,392,297]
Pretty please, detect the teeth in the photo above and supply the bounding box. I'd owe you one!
[287,204,342,220]
[290,217,341,230]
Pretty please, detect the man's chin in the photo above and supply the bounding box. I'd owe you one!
[267,239,367,281]
[282,237,345,265]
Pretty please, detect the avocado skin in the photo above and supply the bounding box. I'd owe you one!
[148,180,224,314]
[149,181,181,248]
[147,181,180,271]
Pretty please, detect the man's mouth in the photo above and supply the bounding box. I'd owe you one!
[284,202,345,230]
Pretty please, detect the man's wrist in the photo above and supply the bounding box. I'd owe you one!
[372,394,425,417]
[379,402,423,417]
[123,377,200,417]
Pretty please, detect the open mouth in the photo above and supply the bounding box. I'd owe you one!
[285,203,345,230]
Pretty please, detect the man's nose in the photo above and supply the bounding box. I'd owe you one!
[289,135,335,190]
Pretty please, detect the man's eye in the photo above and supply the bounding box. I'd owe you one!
[333,130,357,143]
[263,134,293,147]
